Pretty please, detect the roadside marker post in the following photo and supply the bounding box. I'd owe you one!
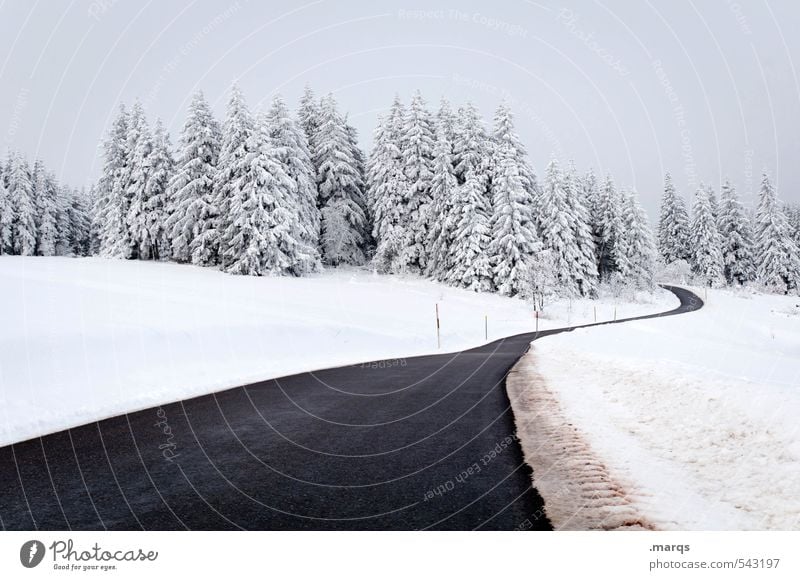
[593,305,597,323]
[435,303,441,349]
[484,315,488,341]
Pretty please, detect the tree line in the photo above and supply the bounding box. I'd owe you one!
[657,172,800,293]
[0,152,91,257]
[3,84,798,297]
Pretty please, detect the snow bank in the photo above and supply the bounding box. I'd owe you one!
[0,257,675,446]
[514,285,800,530]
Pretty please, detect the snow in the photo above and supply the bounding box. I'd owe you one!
[0,256,676,446]
[512,285,800,530]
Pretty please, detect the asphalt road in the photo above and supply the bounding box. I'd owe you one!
[0,285,702,530]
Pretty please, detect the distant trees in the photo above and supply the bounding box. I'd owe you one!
[6,84,797,298]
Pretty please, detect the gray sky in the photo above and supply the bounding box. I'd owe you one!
[1,0,799,218]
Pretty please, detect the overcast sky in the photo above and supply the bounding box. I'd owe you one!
[1,0,798,217]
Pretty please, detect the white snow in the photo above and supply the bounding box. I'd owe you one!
[0,256,676,446]
[515,285,800,530]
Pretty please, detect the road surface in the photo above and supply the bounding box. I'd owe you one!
[0,285,702,530]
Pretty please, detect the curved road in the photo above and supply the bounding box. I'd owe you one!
[0,285,702,530]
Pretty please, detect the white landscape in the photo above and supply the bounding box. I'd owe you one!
[511,287,800,531]
[0,256,675,447]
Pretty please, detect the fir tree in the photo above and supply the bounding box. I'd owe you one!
[595,174,625,279]
[400,90,435,271]
[0,168,11,254]
[689,185,724,286]
[265,95,322,274]
[446,169,493,292]
[754,172,800,293]
[32,161,59,256]
[425,124,459,281]
[7,152,37,255]
[165,90,221,263]
[144,119,174,260]
[563,162,598,295]
[717,179,755,284]
[96,104,131,258]
[314,93,367,265]
[657,172,691,264]
[619,188,657,288]
[370,95,408,272]
[487,104,541,296]
[125,101,154,260]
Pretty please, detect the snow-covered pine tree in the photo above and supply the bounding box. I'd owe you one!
[446,168,493,292]
[69,187,92,256]
[314,93,367,265]
[753,172,800,293]
[619,188,657,288]
[32,161,59,256]
[436,98,458,152]
[0,166,11,254]
[657,172,691,264]
[452,102,489,186]
[369,95,408,273]
[265,95,322,274]
[689,185,724,287]
[142,119,174,260]
[399,90,435,272]
[345,120,372,250]
[55,183,73,256]
[425,124,459,281]
[538,159,584,295]
[785,203,800,247]
[717,179,755,285]
[125,101,154,260]
[297,84,322,162]
[165,90,221,264]
[487,104,541,296]
[595,174,625,280]
[7,152,37,255]
[563,162,598,295]
[214,84,255,269]
[96,104,131,258]
[220,112,303,276]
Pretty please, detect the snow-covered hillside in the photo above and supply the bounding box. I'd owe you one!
[512,286,800,530]
[0,256,675,446]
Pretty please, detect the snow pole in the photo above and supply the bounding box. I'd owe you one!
[435,303,441,349]
[614,306,617,321]
[484,315,488,341]
[535,310,539,332]
[593,305,597,323]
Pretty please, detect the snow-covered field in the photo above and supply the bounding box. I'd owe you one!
[0,256,675,446]
[511,286,800,530]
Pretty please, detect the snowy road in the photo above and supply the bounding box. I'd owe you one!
[0,286,701,530]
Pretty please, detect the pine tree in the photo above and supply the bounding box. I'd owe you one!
[7,152,37,255]
[265,95,322,274]
[657,172,691,263]
[297,84,322,162]
[96,104,131,258]
[425,124,459,281]
[717,179,755,285]
[165,90,221,264]
[0,168,11,254]
[32,161,59,256]
[370,95,408,272]
[487,104,540,296]
[689,185,724,286]
[400,90,435,271]
[436,98,458,151]
[452,102,489,186]
[220,112,303,276]
[785,204,800,247]
[753,172,800,293]
[446,169,493,292]
[125,101,154,259]
[69,188,92,256]
[619,188,657,288]
[144,119,174,260]
[538,160,584,295]
[215,84,255,269]
[595,174,625,279]
[563,162,598,295]
[314,93,367,265]
[55,183,73,256]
